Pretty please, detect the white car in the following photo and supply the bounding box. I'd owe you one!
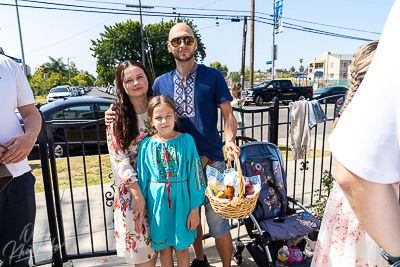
[47,87,71,102]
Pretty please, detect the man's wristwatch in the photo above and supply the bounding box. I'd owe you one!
[381,249,400,266]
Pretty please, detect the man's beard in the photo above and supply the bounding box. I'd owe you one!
[172,49,195,62]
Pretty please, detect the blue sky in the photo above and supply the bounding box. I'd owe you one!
[0,0,395,77]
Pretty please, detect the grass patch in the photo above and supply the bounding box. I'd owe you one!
[34,95,47,104]
[30,154,113,193]
[223,143,330,161]
[278,144,331,160]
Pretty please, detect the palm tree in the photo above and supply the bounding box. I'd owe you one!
[44,57,68,77]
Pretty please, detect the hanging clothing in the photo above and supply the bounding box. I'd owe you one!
[137,133,206,251]
[307,100,327,128]
[289,100,311,160]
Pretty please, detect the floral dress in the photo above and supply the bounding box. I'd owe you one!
[107,112,157,264]
[137,133,206,251]
[312,181,400,267]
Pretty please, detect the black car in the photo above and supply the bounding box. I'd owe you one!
[312,86,348,103]
[242,80,313,106]
[20,97,114,159]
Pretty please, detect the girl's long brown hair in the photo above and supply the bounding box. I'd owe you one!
[231,82,242,99]
[113,60,153,150]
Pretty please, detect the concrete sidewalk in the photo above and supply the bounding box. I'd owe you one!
[31,137,336,266]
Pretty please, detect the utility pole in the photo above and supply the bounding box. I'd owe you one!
[138,0,145,67]
[249,0,255,89]
[68,57,75,85]
[15,0,27,76]
[272,0,276,80]
[126,3,154,67]
[44,73,47,94]
[240,16,247,87]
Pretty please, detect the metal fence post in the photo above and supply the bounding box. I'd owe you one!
[269,97,279,145]
[37,113,63,267]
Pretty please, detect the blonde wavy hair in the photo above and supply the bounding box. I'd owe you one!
[332,40,379,130]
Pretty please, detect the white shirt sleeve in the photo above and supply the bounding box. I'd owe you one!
[329,0,400,184]
[10,59,35,107]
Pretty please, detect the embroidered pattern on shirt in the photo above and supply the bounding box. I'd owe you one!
[173,65,198,118]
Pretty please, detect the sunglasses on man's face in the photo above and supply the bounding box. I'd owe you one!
[169,36,195,47]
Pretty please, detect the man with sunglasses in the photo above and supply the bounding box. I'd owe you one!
[105,23,239,267]
[153,23,239,267]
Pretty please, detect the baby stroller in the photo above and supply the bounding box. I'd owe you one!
[232,141,320,267]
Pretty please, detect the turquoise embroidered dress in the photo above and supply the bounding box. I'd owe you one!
[137,133,206,251]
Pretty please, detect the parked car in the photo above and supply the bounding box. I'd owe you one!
[109,86,116,95]
[72,87,81,96]
[241,80,313,106]
[71,88,78,97]
[21,97,114,159]
[335,96,344,117]
[47,86,72,102]
[312,86,348,103]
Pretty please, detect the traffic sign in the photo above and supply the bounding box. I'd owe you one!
[12,58,22,64]
[266,61,272,65]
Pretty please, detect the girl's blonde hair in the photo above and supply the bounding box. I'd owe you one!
[332,40,379,130]
[147,95,180,129]
[231,82,242,99]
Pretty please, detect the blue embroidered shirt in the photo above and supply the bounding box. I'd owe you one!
[153,64,232,161]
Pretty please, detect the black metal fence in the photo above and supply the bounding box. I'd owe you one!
[31,95,343,266]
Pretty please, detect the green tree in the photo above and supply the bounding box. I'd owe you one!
[94,78,107,87]
[299,65,305,72]
[28,66,63,95]
[44,56,68,77]
[96,65,117,85]
[276,73,295,78]
[71,74,94,87]
[231,68,250,83]
[209,61,228,76]
[91,17,206,83]
[290,66,296,73]
[231,72,240,83]
[68,62,79,79]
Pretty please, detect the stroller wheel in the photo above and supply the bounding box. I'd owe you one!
[233,254,243,265]
[233,239,245,256]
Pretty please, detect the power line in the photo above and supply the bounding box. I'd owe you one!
[19,0,382,35]
[281,16,380,35]
[2,1,375,42]
[255,19,373,42]
[255,15,375,41]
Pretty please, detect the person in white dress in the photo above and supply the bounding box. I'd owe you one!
[313,1,400,266]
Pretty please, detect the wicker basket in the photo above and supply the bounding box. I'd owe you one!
[205,152,260,219]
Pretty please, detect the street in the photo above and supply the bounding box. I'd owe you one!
[87,88,335,143]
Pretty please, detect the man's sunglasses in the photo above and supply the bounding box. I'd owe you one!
[169,36,195,47]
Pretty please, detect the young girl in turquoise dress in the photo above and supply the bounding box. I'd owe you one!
[137,95,206,267]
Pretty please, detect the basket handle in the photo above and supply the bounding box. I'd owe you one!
[227,152,244,204]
